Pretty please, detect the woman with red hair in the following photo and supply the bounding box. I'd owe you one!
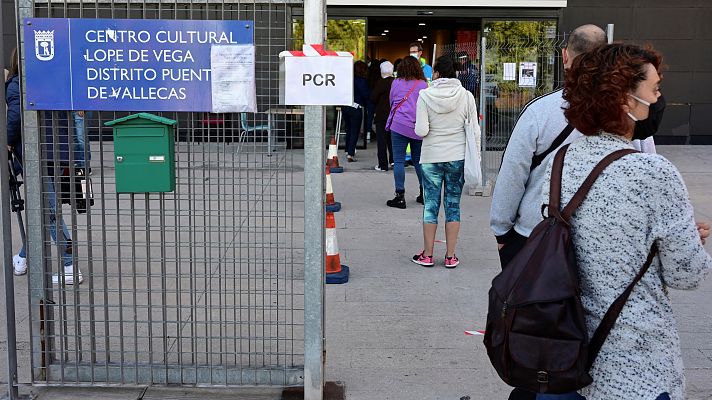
[541,43,711,400]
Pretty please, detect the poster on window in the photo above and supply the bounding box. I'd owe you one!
[518,62,537,88]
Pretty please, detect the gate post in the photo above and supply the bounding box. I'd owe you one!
[16,0,50,385]
[479,35,487,188]
[0,2,19,397]
[303,0,326,399]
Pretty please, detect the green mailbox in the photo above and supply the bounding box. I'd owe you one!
[105,113,177,193]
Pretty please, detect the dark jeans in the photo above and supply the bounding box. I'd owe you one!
[365,103,375,136]
[72,111,90,168]
[509,388,536,400]
[18,177,73,267]
[391,131,422,193]
[343,106,362,157]
[375,121,393,169]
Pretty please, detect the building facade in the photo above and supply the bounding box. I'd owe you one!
[3,0,710,144]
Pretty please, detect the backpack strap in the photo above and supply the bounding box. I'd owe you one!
[560,147,639,221]
[385,81,419,131]
[531,124,575,172]
[587,244,658,370]
[547,143,568,222]
[549,143,652,371]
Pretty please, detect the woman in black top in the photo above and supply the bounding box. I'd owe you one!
[370,60,395,171]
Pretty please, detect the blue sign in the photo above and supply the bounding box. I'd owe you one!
[24,18,254,112]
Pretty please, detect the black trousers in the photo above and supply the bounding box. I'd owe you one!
[343,106,363,157]
[497,231,528,269]
[498,230,536,400]
[375,120,393,170]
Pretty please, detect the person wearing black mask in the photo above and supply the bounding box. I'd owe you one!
[631,94,666,153]
[489,24,667,400]
[633,94,666,140]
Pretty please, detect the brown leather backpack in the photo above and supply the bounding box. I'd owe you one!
[483,144,657,394]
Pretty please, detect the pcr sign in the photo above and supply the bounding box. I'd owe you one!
[280,44,353,106]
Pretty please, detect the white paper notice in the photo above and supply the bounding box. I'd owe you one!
[503,63,516,81]
[210,45,257,113]
[282,56,354,106]
[518,62,537,88]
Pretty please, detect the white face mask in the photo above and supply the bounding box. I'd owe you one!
[627,94,652,122]
[410,53,419,59]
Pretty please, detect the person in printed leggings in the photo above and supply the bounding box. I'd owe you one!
[412,56,477,267]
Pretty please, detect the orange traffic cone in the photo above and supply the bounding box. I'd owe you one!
[326,137,343,173]
[326,211,349,284]
[325,166,341,213]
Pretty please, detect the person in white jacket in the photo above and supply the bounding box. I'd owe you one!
[412,56,477,268]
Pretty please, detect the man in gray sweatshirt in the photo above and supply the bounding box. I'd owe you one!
[490,24,607,272]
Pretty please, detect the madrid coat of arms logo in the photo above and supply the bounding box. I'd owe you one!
[34,30,55,61]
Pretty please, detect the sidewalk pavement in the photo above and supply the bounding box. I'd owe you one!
[3,142,712,399]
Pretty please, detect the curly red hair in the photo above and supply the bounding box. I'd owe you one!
[563,44,662,136]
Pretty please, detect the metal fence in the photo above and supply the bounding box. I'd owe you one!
[479,34,566,186]
[438,35,566,189]
[435,35,566,189]
[17,0,310,388]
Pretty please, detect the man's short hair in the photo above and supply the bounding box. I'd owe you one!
[409,42,423,52]
[566,25,607,58]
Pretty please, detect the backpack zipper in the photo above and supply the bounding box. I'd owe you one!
[501,301,508,318]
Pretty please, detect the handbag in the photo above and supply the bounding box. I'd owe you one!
[463,92,482,188]
[385,81,419,131]
[60,167,94,214]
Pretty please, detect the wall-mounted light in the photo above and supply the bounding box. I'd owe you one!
[381,33,387,36]
[417,38,423,42]
[419,23,426,26]
[422,36,427,39]
[384,30,389,33]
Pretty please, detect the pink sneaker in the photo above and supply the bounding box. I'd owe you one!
[445,255,460,268]
[412,251,434,267]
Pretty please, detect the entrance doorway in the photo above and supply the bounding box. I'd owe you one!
[366,17,482,71]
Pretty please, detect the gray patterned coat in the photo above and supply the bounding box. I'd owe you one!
[542,133,712,400]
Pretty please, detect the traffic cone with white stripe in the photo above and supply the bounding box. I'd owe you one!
[325,166,341,213]
[326,138,343,173]
[326,211,349,284]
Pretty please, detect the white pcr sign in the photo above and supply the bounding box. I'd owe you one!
[280,44,354,106]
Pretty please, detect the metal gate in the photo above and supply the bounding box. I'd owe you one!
[435,28,565,189]
[479,29,566,186]
[16,0,312,388]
